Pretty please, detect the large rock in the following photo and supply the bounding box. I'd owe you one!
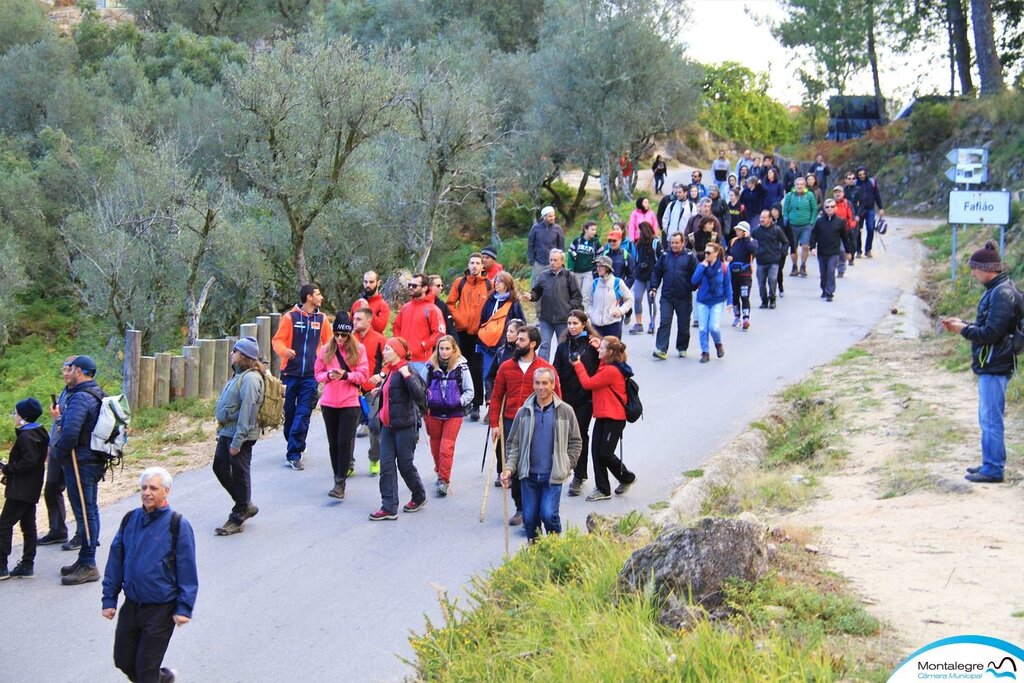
[617,516,769,620]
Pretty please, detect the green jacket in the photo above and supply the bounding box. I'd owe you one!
[505,394,582,484]
[216,367,264,449]
[782,190,818,227]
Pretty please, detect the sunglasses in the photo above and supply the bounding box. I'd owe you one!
[334,331,350,336]
[407,283,423,288]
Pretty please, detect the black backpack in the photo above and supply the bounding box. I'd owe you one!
[118,509,182,568]
[1007,282,1024,355]
[616,368,643,423]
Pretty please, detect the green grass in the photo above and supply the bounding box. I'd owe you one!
[408,530,875,682]
[682,468,704,478]
[752,398,840,469]
[1012,610,1024,618]
[835,347,870,365]
[876,466,939,499]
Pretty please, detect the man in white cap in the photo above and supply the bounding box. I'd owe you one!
[527,206,565,286]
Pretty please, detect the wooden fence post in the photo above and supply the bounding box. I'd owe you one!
[154,353,171,407]
[198,339,216,399]
[123,329,142,409]
[240,323,257,345]
[256,315,271,363]
[214,338,231,390]
[269,312,282,377]
[183,346,199,399]
[138,356,156,409]
[169,355,185,402]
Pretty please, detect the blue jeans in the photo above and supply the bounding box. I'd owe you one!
[538,320,567,362]
[655,297,692,353]
[978,374,1009,478]
[63,460,103,566]
[863,209,876,253]
[519,473,562,542]
[695,301,724,352]
[283,375,318,462]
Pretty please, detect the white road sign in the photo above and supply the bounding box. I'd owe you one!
[948,190,1011,224]
[945,147,989,185]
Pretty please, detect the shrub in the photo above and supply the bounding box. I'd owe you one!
[906,103,953,152]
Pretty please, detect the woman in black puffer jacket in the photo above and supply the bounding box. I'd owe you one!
[552,310,600,497]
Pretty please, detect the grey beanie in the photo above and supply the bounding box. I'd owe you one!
[233,336,260,360]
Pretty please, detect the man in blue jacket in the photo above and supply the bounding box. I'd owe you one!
[103,467,198,683]
[53,355,105,585]
[648,232,698,359]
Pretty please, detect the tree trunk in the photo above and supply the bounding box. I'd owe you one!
[949,0,975,94]
[185,276,216,346]
[486,184,501,247]
[865,0,884,117]
[291,223,310,287]
[971,0,1005,94]
[599,157,622,224]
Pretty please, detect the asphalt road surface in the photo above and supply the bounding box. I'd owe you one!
[5,212,922,683]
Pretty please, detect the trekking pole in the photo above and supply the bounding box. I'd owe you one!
[480,423,491,473]
[70,448,92,547]
[497,407,510,557]
[479,435,495,523]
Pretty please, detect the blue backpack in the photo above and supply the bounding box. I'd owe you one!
[426,365,465,414]
[591,276,627,304]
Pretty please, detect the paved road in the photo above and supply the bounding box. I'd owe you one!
[5,211,924,683]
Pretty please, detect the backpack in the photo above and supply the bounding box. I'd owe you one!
[426,364,465,414]
[617,369,643,423]
[83,388,131,471]
[1007,282,1024,355]
[635,238,661,280]
[592,276,628,304]
[246,369,285,432]
[118,508,181,571]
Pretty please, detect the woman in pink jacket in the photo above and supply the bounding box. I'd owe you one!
[627,196,660,242]
[314,312,368,500]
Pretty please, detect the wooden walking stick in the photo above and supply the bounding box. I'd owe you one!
[479,432,495,523]
[70,448,92,547]
[497,406,510,557]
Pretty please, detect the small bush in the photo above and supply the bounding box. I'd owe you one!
[907,102,954,152]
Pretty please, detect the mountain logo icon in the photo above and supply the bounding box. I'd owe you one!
[987,656,1018,680]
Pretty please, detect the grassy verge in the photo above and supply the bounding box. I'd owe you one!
[408,528,887,682]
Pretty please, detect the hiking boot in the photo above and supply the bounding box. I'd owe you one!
[731,316,741,328]
[678,350,686,358]
[652,350,668,360]
[769,299,777,309]
[789,266,799,276]
[356,423,369,438]
[699,352,710,363]
[799,264,807,277]
[37,531,68,546]
[60,560,81,576]
[10,561,34,579]
[742,319,750,330]
[469,406,480,422]
[614,479,636,495]
[61,564,100,585]
[369,508,398,521]
[369,460,380,476]
[715,343,725,358]
[966,465,982,474]
[328,482,346,499]
[585,490,611,502]
[403,499,427,513]
[214,520,243,536]
[61,536,82,552]
[758,302,769,309]
[568,477,585,497]
[826,294,833,302]
[242,503,259,520]
[628,323,643,335]
[509,511,523,526]
[287,459,304,471]
[964,472,1003,483]
[437,481,449,497]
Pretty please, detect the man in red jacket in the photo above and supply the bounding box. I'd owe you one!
[349,271,391,335]
[489,326,561,526]
[353,307,385,476]
[392,273,446,377]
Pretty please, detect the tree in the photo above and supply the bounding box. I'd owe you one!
[0,0,51,56]
[699,63,798,149]
[126,0,313,39]
[771,0,868,96]
[224,28,405,289]
[972,0,1007,93]
[947,0,976,94]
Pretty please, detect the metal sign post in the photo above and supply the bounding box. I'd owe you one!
[945,148,998,284]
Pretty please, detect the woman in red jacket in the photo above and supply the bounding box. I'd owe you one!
[572,336,637,501]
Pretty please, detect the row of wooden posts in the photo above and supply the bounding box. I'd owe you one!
[122,313,283,410]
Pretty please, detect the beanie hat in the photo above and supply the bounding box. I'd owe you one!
[333,311,353,334]
[70,356,97,376]
[481,246,498,259]
[386,337,410,361]
[968,240,1004,272]
[16,398,42,423]
[733,221,751,234]
[233,336,260,360]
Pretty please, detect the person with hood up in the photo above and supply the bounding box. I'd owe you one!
[552,310,600,497]
[423,336,474,497]
[691,243,733,363]
[589,255,634,339]
[727,222,757,330]
[627,196,660,242]
[572,336,637,501]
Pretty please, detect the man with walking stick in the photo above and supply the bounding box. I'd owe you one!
[500,368,581,544]
[53,355,105,585]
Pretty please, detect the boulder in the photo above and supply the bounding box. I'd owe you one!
[617,516,769,616]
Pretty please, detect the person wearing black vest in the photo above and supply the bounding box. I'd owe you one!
[272,284,332,470]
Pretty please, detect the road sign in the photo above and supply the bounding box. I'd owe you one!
[945,147,989,185]
[948,190,1010,224]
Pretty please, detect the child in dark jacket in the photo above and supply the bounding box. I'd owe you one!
[1,398,49,579]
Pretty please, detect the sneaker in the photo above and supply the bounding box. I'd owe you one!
[731,316,741,328]
[966,465,982,474]
[403,499,427,513]
[10,562,34,579]
[742,319,750,330]
[214,520,244,536]
[494,476,503,487]
[328,482,346,499]
[369,461,380,476]
[568,477,585,497]
[778,289,785,298]
[242,503,259,520]
[647,323,654,335]
[161,668,177,683]
[699,352,710,363]
[287,459,304,471]
[356,423,369,438]
[848,259,855,267]
[585,490,611,501]
[769,299,777,309]
[509,511,523,526]
[368,508,398,521]
[789,267,798,276]
[826,294,833,302]
[652,350,668,360]
[837,271,844,278]
[37,531,68,546]
[61,564,100,585]
[865,251,873,258]
[715,343,725,358]
[678,350,686,358]
[469,406,481,422]
[628,323,643,335]
[821,292,828,299]
[61,536,82,552]
[964,472,1003,483]
[758,302,768,309]
[614,479,635,495]
[437,482,449,497]
[60,561,81,577]
[347,464,355,478]
[799,265,807,277]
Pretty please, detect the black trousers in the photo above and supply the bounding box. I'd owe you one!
[322,405,361,481]
[591,418,634,495]
[458,331,484,409]
[570,400,593,481]
[43,452,67,536]
[494,418,522,511]
[113,599,177,683]
[0,499,36,567]
[212,436,254,524]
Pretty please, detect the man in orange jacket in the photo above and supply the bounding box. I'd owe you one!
[272,284,332,470]
[392,273,446,377]
[448,253,492,421]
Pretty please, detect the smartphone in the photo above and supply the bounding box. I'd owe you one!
[51,393,57,408]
